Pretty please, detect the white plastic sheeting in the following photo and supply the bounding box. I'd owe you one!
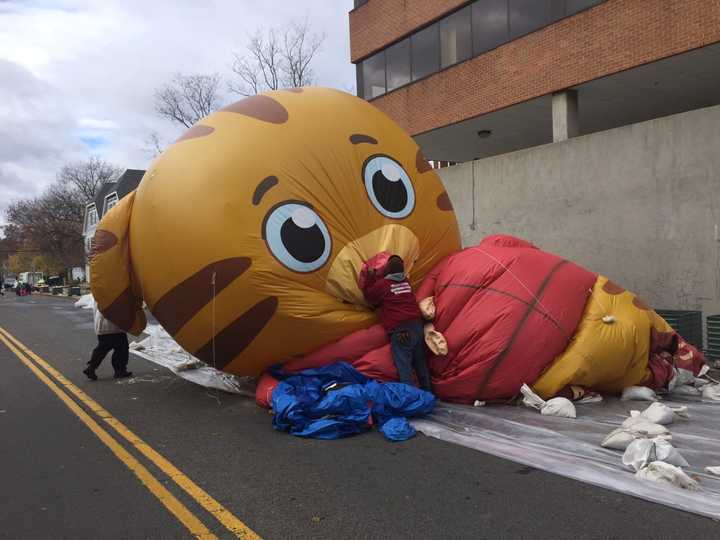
[129,324,256,396]
[412,395,720,519]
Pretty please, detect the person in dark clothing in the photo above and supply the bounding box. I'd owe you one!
[362,255,432,392]
[83,302,132,380]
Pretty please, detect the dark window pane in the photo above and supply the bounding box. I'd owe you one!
[472,0,509,55]
[566,0,603,15]
[362,51,386,98]
[509,0,552,39]
[356,63,364,98]
[550,0,566,22]
[386,38,410,90]
[440,6,472,68]
[411,23,439,81]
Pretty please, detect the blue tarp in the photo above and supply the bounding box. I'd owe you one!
[270,362,435,441]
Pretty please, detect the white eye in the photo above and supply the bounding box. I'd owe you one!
[291,206,316,229]
[381,162,402,182]
[263,202,332,273]
[362,155,415,219]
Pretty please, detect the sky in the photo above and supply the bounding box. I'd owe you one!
[0,0,355,228]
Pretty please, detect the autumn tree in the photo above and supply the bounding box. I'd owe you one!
[3,157,122,271]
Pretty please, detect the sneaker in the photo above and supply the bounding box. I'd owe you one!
[113,371,133,379]
[83,368,97,381]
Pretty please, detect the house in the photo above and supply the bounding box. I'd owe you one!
[83,168,145,281]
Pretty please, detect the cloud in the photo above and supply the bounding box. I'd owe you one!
[0,0,355,229]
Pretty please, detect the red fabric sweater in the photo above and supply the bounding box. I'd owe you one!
[363,274,422,331]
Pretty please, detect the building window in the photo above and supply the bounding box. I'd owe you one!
[104,192,118,214]
[355,0,607,99]
[411,23,439,81]
[362,50,386,98]
[386,38,411,90]
[566,0,604,16]
[472,0,509,55]
[508,0,553,40]
[85,206,98,232]
[440,5,472,69]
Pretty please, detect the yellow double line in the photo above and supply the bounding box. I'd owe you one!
[0,325,260,540]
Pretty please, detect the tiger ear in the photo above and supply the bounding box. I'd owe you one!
[89,190,146,335]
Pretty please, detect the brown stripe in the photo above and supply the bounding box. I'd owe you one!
[349,134,378,145]
[633,296,651,311]
[602,280,625,295]
[416,149,432,173]
[152,258,251,335]
[91,230,117,258]
[436,191,453,211]
[475,260,569,396]
[193,296,278,370]
[252,176,278,206]
[222,95,289,124]
[176,124,214,143]
[101,287,137,333]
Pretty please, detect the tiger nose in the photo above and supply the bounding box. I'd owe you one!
[324,224,420,306]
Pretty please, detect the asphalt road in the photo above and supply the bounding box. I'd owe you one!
[1,293,718,539]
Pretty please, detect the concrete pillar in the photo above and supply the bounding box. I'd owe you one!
[552,89,579,142]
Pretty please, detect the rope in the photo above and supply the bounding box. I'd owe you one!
[206,270,221,405]
[475,247,558,325]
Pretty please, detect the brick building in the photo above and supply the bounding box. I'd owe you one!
[349,0,720,162]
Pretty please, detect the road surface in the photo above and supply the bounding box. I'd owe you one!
[1,293,717,539]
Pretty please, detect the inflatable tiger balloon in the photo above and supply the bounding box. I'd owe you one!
[90,87,461,375]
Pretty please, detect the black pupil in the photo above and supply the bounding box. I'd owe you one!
[372,168,407,213]
[280,216,325,263]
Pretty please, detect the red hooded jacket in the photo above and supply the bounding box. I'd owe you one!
[363,272,422,331]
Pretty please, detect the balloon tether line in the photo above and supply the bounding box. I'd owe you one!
[207,270,221,405]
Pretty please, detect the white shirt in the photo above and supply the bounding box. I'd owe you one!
[93,302,124,335]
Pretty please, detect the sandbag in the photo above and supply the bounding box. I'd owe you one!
[620,416,670,437]
[601,427,672,451]
[520,384,576,418]
[702,384,720,401]
[622,438,688,471]
[671,385,701,396]
[635,461,698,490]
[631,403,688,425]
[621,386,658,402]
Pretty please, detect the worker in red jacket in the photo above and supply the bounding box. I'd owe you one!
[363,255,432,392]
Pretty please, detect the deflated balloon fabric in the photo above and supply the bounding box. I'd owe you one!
[283,234,708,404]
[270,362,435,441]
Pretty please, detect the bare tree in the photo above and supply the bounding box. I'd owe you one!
[57,156,122,203]
[143,131,164,158]
[154,73,222,128]
[229,20,325,96]
[282,21,324,88]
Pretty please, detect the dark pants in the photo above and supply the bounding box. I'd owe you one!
[389,320,432,392]
[88,333,129,374]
